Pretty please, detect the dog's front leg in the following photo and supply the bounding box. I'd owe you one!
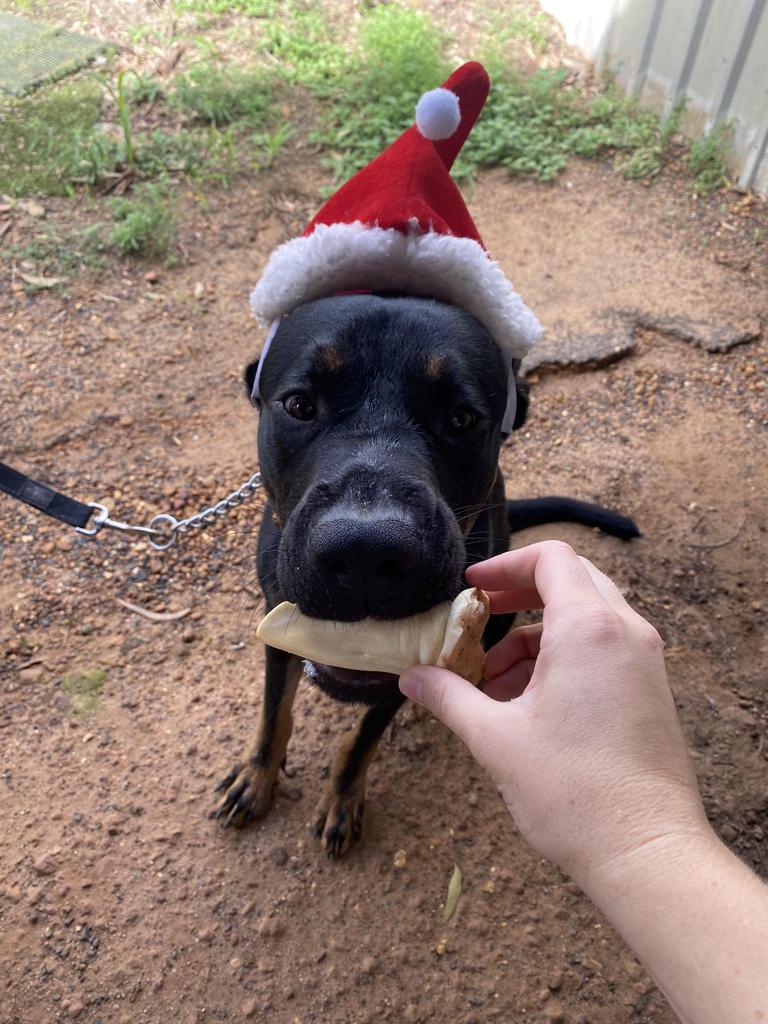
[313,695,404,858]
[214,646,301,827]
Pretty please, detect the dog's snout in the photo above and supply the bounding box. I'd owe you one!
[311,518,422,602]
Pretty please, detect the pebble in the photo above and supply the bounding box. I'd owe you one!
[242,997,259,1019]
[269,845,288,866]
[257,916,285,938]
[720,824,738,843]
[32,852,58,876]
[393,849,407,869]
[361,955,377,974]
[543,1000,564,1023]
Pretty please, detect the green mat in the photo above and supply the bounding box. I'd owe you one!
[0,13,112,97]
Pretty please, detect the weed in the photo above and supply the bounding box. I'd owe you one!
[110,179,177,258]
[685,121,731,193]
[175,0,276,15]
[483,6,551,58]
[307,5,448,183]
[3,223,108,276]
[126,71,164,105]
[61,668,106,717]
[252,122,292,171]
[171,64,272,125]
[0,80,118,195]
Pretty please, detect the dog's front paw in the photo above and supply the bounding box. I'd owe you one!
[213,761,277,828]
[311,787,365,859]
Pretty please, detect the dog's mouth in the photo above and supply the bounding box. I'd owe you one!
[303,660,399,704]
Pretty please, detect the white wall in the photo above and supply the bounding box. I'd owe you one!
[541,0,768,194]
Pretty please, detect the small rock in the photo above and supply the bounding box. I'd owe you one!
[242,997,259,1019]
[143,270,160,284]
[68,998,86,1019]
[193,281,205,300]
[544,1000,564,1023]
[435,938,448,956]
[181,628,198,644]
[22,200,46,218]
[269,845,288,866]
[393,849,407,869]
[257,916,285,938]
[720,824,738,843]
[361,955,377,974]
[32,852,58,876]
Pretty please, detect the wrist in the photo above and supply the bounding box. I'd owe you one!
[577,818,722,914]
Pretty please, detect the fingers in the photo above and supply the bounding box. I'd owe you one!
[467,541,602,615]
[577,557,630,614]
[399,665,493,742]
[484,622,543,680]
[483,659,536,701]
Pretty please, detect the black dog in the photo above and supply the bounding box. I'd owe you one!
[215,293,638,856]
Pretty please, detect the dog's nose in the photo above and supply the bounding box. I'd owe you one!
[311,518,422,601]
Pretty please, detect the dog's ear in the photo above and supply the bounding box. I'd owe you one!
[511,376,529,431]
[244,360,260,406]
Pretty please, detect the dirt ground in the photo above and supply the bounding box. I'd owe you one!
[2,139,768,1024]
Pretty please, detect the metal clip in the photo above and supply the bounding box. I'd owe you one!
[76,502,161,539]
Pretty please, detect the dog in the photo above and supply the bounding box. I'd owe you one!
[214,292,638,856]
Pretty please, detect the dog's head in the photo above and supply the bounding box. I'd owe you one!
[247,294,518,694]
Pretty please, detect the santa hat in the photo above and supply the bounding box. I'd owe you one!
[250,62,541,427]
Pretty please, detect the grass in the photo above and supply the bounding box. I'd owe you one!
[685,121,732,194]
[0,1,733,269]
[61,668,106,717]
[110,179,177,258]
[3,223,108,276]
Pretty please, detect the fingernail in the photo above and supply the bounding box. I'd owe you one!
[399,672,423,704]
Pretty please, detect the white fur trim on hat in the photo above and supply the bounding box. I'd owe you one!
[415,88,461,140]
[249,221,542,360]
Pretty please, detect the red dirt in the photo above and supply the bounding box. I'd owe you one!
[2,150,767,1024]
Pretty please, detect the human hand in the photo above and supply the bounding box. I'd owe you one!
[399,541,712,894]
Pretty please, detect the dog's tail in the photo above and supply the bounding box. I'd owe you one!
[506,497,641,541]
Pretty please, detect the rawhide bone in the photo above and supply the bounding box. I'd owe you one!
[256,588,490,684]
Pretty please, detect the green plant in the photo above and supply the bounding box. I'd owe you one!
[3,224,108,276]
[61,668,106,717]
[171,64,272,125]
[175,0,276,14]
[126,71,164,105]
[110,179,177,257]
[0,81,117,195]
[253,121,292,170]
[306,4,448,183]
[685,121,731,193]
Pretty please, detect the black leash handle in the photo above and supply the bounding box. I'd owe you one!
[0,461,94,529]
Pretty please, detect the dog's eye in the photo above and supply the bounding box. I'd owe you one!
[283,393,316,421]
[449,406,478,432]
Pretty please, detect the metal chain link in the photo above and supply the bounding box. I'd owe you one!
[75,471,262,551]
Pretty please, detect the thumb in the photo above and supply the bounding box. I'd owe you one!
[399,665,492,744]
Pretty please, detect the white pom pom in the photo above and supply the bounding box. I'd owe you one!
[415,88,461,141]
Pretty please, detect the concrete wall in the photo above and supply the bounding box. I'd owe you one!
[540,0,768,194]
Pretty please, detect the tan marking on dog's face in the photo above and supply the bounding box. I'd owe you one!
[316,345,345,373]
[424,354,445,381]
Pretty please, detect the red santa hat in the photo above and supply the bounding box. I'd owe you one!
[250,62,541,398]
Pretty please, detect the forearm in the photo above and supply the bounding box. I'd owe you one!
[582,830,768,1024]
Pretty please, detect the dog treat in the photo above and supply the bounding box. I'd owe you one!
[256,588,490,684]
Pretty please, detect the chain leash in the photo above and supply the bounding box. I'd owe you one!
[75,471,263,551]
